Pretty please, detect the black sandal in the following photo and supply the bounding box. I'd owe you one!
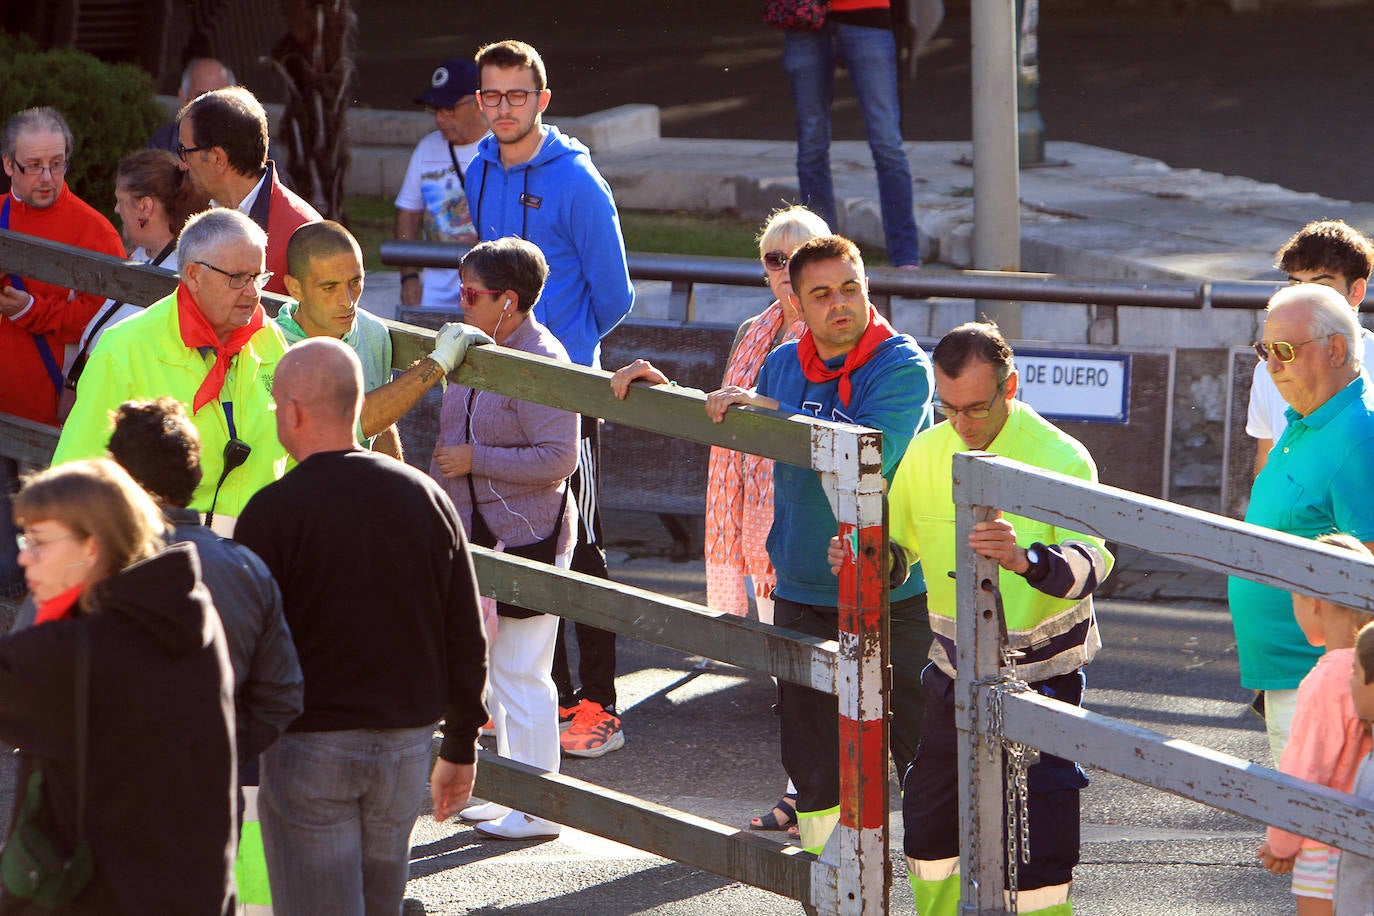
[748,794,798,831]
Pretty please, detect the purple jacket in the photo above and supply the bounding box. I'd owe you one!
[432,314,579,551]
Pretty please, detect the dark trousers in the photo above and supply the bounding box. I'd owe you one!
[902,663,1088,891]
[552,417,618,711]
[775,592,932,815]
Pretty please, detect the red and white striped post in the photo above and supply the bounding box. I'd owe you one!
[814,424,891,915]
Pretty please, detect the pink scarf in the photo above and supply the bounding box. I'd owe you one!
[704,301,804,616]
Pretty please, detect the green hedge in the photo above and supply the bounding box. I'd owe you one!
[0,32,166,220]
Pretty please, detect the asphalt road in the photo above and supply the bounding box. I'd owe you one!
[348,1,1374,204]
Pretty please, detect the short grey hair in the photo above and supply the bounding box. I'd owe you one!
[2,107,74,160]
[176,207,267,275]
[1268,283,1362,369]
[180,58,236,97]
[758,205,831,260]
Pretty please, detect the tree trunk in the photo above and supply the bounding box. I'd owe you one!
[269,0,354,221]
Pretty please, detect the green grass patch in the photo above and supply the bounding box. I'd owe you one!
[343,197,890,272]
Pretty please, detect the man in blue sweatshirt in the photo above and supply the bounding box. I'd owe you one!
[464,39,635,758]
[706,234,934,853]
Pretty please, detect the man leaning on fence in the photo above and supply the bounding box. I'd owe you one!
[52,208,290,536]
[707,234,934,854]
[0,106,125,597]
[843,321,1112,916]
[279,219,475,458]
[1231,283,1374,764]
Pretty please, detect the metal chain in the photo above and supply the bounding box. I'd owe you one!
[994,646,1035,915]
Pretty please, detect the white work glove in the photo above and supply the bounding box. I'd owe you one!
[429,322,494,375]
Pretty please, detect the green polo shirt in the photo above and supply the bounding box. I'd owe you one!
[1228,375,1374,690]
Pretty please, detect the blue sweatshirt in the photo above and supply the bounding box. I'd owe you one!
[465,125,635,368]
[757,334,934,606]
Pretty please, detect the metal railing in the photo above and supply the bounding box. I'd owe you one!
[952,452,1374,913]
[0,233,896,914]
[379,238,1290,318]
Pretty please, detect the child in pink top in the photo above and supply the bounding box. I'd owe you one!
[1257,534,1374,916]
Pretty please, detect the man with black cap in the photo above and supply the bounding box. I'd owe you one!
[394,57,488,309]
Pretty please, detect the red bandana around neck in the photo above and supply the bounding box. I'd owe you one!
[35,583,85,626]
[177,280,265,414]
[796,303,897,407]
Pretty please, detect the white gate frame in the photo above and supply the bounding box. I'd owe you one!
[952,451,1374,914]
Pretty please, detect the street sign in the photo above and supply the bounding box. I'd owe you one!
[1017,349,1131,423]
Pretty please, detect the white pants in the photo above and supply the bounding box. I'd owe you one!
[490,612,561,775]
[1264,687,1300,765]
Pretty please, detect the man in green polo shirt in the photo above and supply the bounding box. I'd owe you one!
[1231,283,1374,764]
[278,220,474,457]
[833,321,1112,916]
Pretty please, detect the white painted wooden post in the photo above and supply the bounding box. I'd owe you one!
[813,423,891,915]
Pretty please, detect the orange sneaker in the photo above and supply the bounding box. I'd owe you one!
[480,717,495,737]
[560,701,624,758]
[558,702,581,733]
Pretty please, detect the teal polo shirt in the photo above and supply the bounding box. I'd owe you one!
[1228,375,1374,690]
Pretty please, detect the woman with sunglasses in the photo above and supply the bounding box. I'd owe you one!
[0,459,236,912]
[430,237,578,840]
[610,205,831,834]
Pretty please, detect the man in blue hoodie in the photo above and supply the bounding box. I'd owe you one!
[465,39,636,757]
[706,234,934,853]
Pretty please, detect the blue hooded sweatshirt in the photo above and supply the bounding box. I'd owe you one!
[757,333,934,606]
[465,125,635,368]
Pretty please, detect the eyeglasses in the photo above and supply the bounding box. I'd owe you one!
[175,143,208,162]
[1252,336,1329,363]
[763,250,789,272]
[11,159,68,177]
[16,532,81,560]
[935,380,1007,420]
[477,89,536,108]
[461,286,503,308]
[194,260,274,290]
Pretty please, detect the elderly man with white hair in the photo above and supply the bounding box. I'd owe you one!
[53,207,290,535]
[1230,282,1374,763]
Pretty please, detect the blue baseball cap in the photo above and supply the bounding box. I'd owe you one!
[416,59,480,108]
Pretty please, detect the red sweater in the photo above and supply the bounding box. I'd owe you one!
[1,186,124,425]
[257,162,321,296]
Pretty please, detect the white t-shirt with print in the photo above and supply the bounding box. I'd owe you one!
[395,131,481,309]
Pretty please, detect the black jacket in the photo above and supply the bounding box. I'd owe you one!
[0,543,237,915]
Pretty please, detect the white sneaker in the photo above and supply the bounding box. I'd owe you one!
[459,801,510,822]
[474,811,561,840]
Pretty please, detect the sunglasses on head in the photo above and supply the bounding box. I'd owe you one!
[763,250,789,272]
[1252,335,1329,363]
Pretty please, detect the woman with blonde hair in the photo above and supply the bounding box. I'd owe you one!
[0,459,236,913]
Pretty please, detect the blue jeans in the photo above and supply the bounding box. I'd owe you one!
[259,726,434,916]
[784,22,921,266]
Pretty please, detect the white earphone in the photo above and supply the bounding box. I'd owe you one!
[504,300,512,310]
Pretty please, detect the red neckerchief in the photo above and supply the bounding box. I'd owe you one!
[34,583,85,625]
[796,303,897,407]
[176,280,265,414]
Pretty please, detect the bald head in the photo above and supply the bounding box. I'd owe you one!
[181,58,236,104]
[274,338,363,459]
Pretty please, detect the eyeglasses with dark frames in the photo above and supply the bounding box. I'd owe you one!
[11,159,68,177]
[763,250,789,272]
[935,380,1008,420]
[477,89,536,108]
[1252,336,1330,363]
[176,143,208,162]
[194,260,274,290]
